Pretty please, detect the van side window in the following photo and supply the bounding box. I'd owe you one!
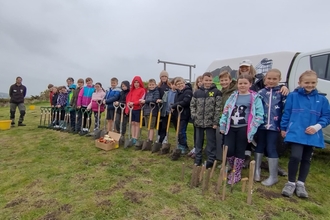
[311,54,330,80]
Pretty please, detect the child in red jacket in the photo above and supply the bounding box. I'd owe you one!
[125,76,146,145]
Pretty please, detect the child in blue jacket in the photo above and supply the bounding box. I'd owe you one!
[281,70,330,198]
[255,69,287,186]
[104,78,121,132]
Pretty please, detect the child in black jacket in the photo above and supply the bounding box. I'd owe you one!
[171,77,193,155]
[114,81,130,135]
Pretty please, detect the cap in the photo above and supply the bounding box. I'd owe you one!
[239,60,252,67]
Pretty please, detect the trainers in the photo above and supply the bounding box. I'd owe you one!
[18,122,26,126]
[295,183,308,198]
[282,182,296,197]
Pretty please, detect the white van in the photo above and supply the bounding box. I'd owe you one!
[206,49,330,142]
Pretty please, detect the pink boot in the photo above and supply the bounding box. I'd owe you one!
[226,156,235,180]
[228,158,245,184]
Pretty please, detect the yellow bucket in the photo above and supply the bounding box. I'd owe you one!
[0,120,11,130]
[29,105,36,110]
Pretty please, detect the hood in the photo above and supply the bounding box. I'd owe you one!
[130,76,145,91]
[69,84,77,89]
[178,83,192,93]
[296,87,318,96]
[121,80,130,92]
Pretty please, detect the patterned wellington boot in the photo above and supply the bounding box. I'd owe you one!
[226,156,235,181]
[228,157,244,184]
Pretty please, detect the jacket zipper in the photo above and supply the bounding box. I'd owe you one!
[267,89,272,129]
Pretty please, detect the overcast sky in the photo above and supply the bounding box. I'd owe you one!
[1,0,330,96]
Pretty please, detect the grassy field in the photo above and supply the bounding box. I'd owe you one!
[0,102,330,219]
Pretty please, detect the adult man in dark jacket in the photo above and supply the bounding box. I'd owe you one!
[9,77,27,126]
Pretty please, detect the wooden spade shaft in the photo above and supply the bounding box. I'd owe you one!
[247,160,256,205]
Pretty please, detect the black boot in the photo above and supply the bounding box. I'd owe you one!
[18,122,26,126]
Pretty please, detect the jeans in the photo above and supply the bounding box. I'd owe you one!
[288,143,314,183]
[173,119,188,147]
[224,126,247,159]
[255,129,279,158]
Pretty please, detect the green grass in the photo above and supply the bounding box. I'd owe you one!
[1,102,330,219]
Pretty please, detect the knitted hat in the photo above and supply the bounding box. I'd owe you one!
[159,70,169,78]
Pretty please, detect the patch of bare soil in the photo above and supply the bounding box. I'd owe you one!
[95,176,135,196]
[38,204,72,220]
[100,161,109,166]
[169,184,181,194]
[187,205,202,217]
[256,188,283,199]
[4,198,27,208]
[58,204,72,213]
[27,179,42,189]
[30,191,45,197]
[38,211,59,220]
[123,190,148,204]
[33,199,58,208]
[97,200,112,207]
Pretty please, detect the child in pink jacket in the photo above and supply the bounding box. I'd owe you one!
[87,82,106,131]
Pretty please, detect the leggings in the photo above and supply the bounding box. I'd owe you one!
[224,126,247,159]
[288,143,314,183]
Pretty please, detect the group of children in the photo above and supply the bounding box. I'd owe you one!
[47,63,330,198]
[192,64,329,199]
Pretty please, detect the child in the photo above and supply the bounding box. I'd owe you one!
[140,79,160,145]
[48,84,54,106]
[51,87,59,126]
[216,71,237,162]
[56,86,68,129]
[190,72,222,168]
[77,77,94,135]
[70,78,84,133]
[158,77,177,152]
[87,82,106,133]
[66,84,76,132]
[115,81,130,135]
[255,69,287,186]
[104,77,121,132]
[66,77,75,92]
[281,70,330,198]
[219,74,264,184]
[238,60,289,170]
[157,70,171,144]
[125,76,146,145]
[171,77,193,155]
[188,76,204,159]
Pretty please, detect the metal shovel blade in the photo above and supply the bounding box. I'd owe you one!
[135,139,143,148]
[159,143,171,155]
[93,130,102,140]
[99,129,107,138]
[152,142,162,153]
[124,138,132,148]
[141,140,152,151]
